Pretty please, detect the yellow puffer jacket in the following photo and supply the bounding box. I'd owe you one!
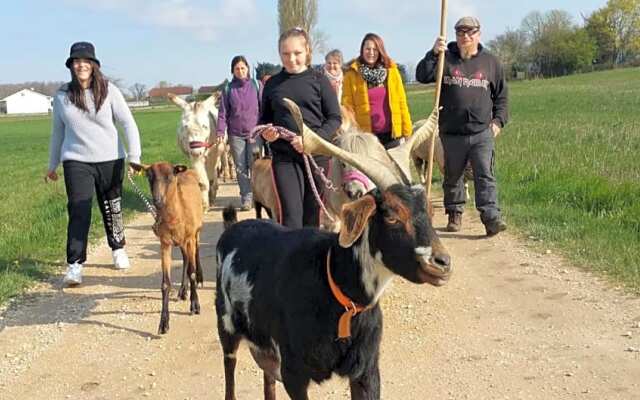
[341,60,412,138]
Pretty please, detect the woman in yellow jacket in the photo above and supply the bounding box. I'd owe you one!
[342,32,412,149]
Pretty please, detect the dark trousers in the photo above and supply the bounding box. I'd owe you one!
[440,128,501,224]
[375,132,401,149]
[272,155,328,229]
[63,159,126,264]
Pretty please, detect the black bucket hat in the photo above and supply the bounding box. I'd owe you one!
[65,41,100,68]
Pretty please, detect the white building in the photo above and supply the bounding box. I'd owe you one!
[0,89,53,114]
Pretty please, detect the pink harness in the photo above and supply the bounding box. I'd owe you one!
[342,170,372,191]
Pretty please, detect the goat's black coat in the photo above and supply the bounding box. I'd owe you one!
[216,220,382,384]
[215,185,449,398]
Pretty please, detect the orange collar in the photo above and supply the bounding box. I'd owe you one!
[326,249,370,340]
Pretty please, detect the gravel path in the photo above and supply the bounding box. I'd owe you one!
[1,182,639,400]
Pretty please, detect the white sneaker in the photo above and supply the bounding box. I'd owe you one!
[63,262,83,285]
[112,248,131,270]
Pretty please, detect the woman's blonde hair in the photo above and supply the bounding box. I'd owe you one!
[325,49,343,65]
[278,27,312,66]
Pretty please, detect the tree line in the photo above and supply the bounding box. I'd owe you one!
[487,0,640,78]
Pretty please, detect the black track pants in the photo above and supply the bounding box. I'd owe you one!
[62,158,126,264]
[272,155,328,229]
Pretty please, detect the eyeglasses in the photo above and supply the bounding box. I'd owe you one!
[456,28,479,37]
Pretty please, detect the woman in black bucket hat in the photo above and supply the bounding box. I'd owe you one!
[45,41,142,286]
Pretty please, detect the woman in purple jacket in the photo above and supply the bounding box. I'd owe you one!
[216,55,262,210]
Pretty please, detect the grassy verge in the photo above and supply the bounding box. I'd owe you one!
[407,67,640,292]
[0,107,184,304]
[1,68,639,304]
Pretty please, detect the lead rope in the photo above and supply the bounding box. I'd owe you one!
[250,124,337,223]
[126,168,160,232]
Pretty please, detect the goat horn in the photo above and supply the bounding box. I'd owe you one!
[386,105,440,182]
[283,98,401,191]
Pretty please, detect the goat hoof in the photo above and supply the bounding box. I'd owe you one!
[191,301,201,315]
[158,320,169,334]
[177,286,187,301]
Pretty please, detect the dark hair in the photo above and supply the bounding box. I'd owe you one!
[67,59,108,113]
[230,55,250,76]
[358,33,392,68]
[278,27,312,66]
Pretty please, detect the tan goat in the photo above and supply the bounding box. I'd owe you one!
[130,161,204,334]
[251,157,279,221]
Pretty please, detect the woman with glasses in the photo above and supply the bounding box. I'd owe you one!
[416,16,509,237]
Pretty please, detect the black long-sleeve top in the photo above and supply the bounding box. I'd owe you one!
[416,42,508,135]
[260,68,342,161]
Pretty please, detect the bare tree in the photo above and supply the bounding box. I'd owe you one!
[105,75,125,90]
[278,0,327,54]
[129,83,147,101]
[487,28,530,76]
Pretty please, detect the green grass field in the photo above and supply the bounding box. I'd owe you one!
[1,67,639,304]
[0,108,184,303]
[408,67,640,291]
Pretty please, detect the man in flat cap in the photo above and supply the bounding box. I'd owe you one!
[416,16,509,236]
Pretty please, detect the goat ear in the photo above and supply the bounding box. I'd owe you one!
[129,162,149,173]
[338,195,377,248]
[173,165,188,174]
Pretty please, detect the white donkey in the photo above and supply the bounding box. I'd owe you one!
[168,93,227,210]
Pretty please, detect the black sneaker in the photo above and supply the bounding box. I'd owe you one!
[485,219,507,236]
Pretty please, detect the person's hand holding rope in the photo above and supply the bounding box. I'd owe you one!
[290,136,304,153]
[261,126,279,142]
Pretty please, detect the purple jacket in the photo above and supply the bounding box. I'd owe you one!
[216,77,260,138]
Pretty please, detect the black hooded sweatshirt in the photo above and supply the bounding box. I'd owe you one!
[416,42,508,135]
[259,68,341,161]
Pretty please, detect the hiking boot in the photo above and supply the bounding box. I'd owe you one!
[446,212,462,232]
[485,218,507,237]
[63,262,83,285]
[112,248,131,270]
[240,200,252,211]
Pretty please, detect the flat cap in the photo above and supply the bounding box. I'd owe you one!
[454,16,481,30]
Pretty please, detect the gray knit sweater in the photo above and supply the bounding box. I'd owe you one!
[48,82,142,171]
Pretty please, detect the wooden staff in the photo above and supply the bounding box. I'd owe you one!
[425,0,448,200]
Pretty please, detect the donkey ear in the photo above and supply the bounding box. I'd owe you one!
[173,164,188,174]
[202,93,219,110]
[167,93,189,109]
[338,195,377,248]
[212,91,222,107]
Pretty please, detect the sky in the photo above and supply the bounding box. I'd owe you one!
[1,0,607,92]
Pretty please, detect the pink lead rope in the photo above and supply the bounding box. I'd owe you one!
[250,124,337,223]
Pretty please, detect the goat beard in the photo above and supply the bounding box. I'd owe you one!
[459,44,478,60]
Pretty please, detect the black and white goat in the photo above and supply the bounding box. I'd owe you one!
[215,99,453,400]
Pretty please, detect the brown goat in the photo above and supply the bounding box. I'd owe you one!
[130,161,204,334]
[251,158,279,221]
